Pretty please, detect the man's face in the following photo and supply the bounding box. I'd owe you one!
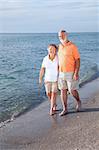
[58,31,68,44]
[58,32,66,40]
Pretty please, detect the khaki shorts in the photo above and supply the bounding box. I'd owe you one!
[45,82,58,94]
[58,72,79,93]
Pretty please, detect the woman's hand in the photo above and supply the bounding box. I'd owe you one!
[39,78,42,85]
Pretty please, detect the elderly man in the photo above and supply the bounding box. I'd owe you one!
[58,30,81,116]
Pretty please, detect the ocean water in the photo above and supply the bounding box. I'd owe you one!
[0,33,99,123]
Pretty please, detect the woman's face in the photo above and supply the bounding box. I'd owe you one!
[48,46,56,58]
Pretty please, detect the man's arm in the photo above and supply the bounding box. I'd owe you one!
[73,58,80,80]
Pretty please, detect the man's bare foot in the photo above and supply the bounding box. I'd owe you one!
[76,100,81,112]
[59,110,68,116]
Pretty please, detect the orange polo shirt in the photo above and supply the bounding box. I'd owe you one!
[58,41,80,72]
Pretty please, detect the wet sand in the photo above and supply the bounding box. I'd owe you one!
[0,78,99,150]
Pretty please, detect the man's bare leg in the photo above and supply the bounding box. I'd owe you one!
[59,89,68,116]
[47,92,51,100]
[71,90,81,111]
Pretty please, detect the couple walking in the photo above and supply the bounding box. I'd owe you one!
[39,30,81,116]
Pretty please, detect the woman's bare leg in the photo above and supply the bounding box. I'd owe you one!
[50,92,57,115]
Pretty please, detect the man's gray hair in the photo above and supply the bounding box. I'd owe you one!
[58,30,67,35]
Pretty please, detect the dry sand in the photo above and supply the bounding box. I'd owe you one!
[0,78,99,150]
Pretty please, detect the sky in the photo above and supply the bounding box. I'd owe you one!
[0,0,99,33]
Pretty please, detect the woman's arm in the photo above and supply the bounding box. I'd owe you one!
[39,67,45,84]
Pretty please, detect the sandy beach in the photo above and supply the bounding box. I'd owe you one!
[0,78,99,150]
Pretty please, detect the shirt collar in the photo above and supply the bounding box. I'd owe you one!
[48,55,56,61]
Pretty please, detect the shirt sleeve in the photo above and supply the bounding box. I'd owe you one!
[72,45,80,60]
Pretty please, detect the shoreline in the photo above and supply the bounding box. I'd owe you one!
[1,73,99,126]
[0,77,99,150]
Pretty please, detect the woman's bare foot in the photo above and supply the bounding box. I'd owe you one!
[50,109,55,116]
[53,104,57,111]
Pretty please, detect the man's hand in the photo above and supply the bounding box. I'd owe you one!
[73,73,79,80]
[73,58,80,80]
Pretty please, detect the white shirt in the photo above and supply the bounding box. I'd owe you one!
[42,55,59,82]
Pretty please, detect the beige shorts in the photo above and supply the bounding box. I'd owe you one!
[58,72,79,93]
[45,82,58,94]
